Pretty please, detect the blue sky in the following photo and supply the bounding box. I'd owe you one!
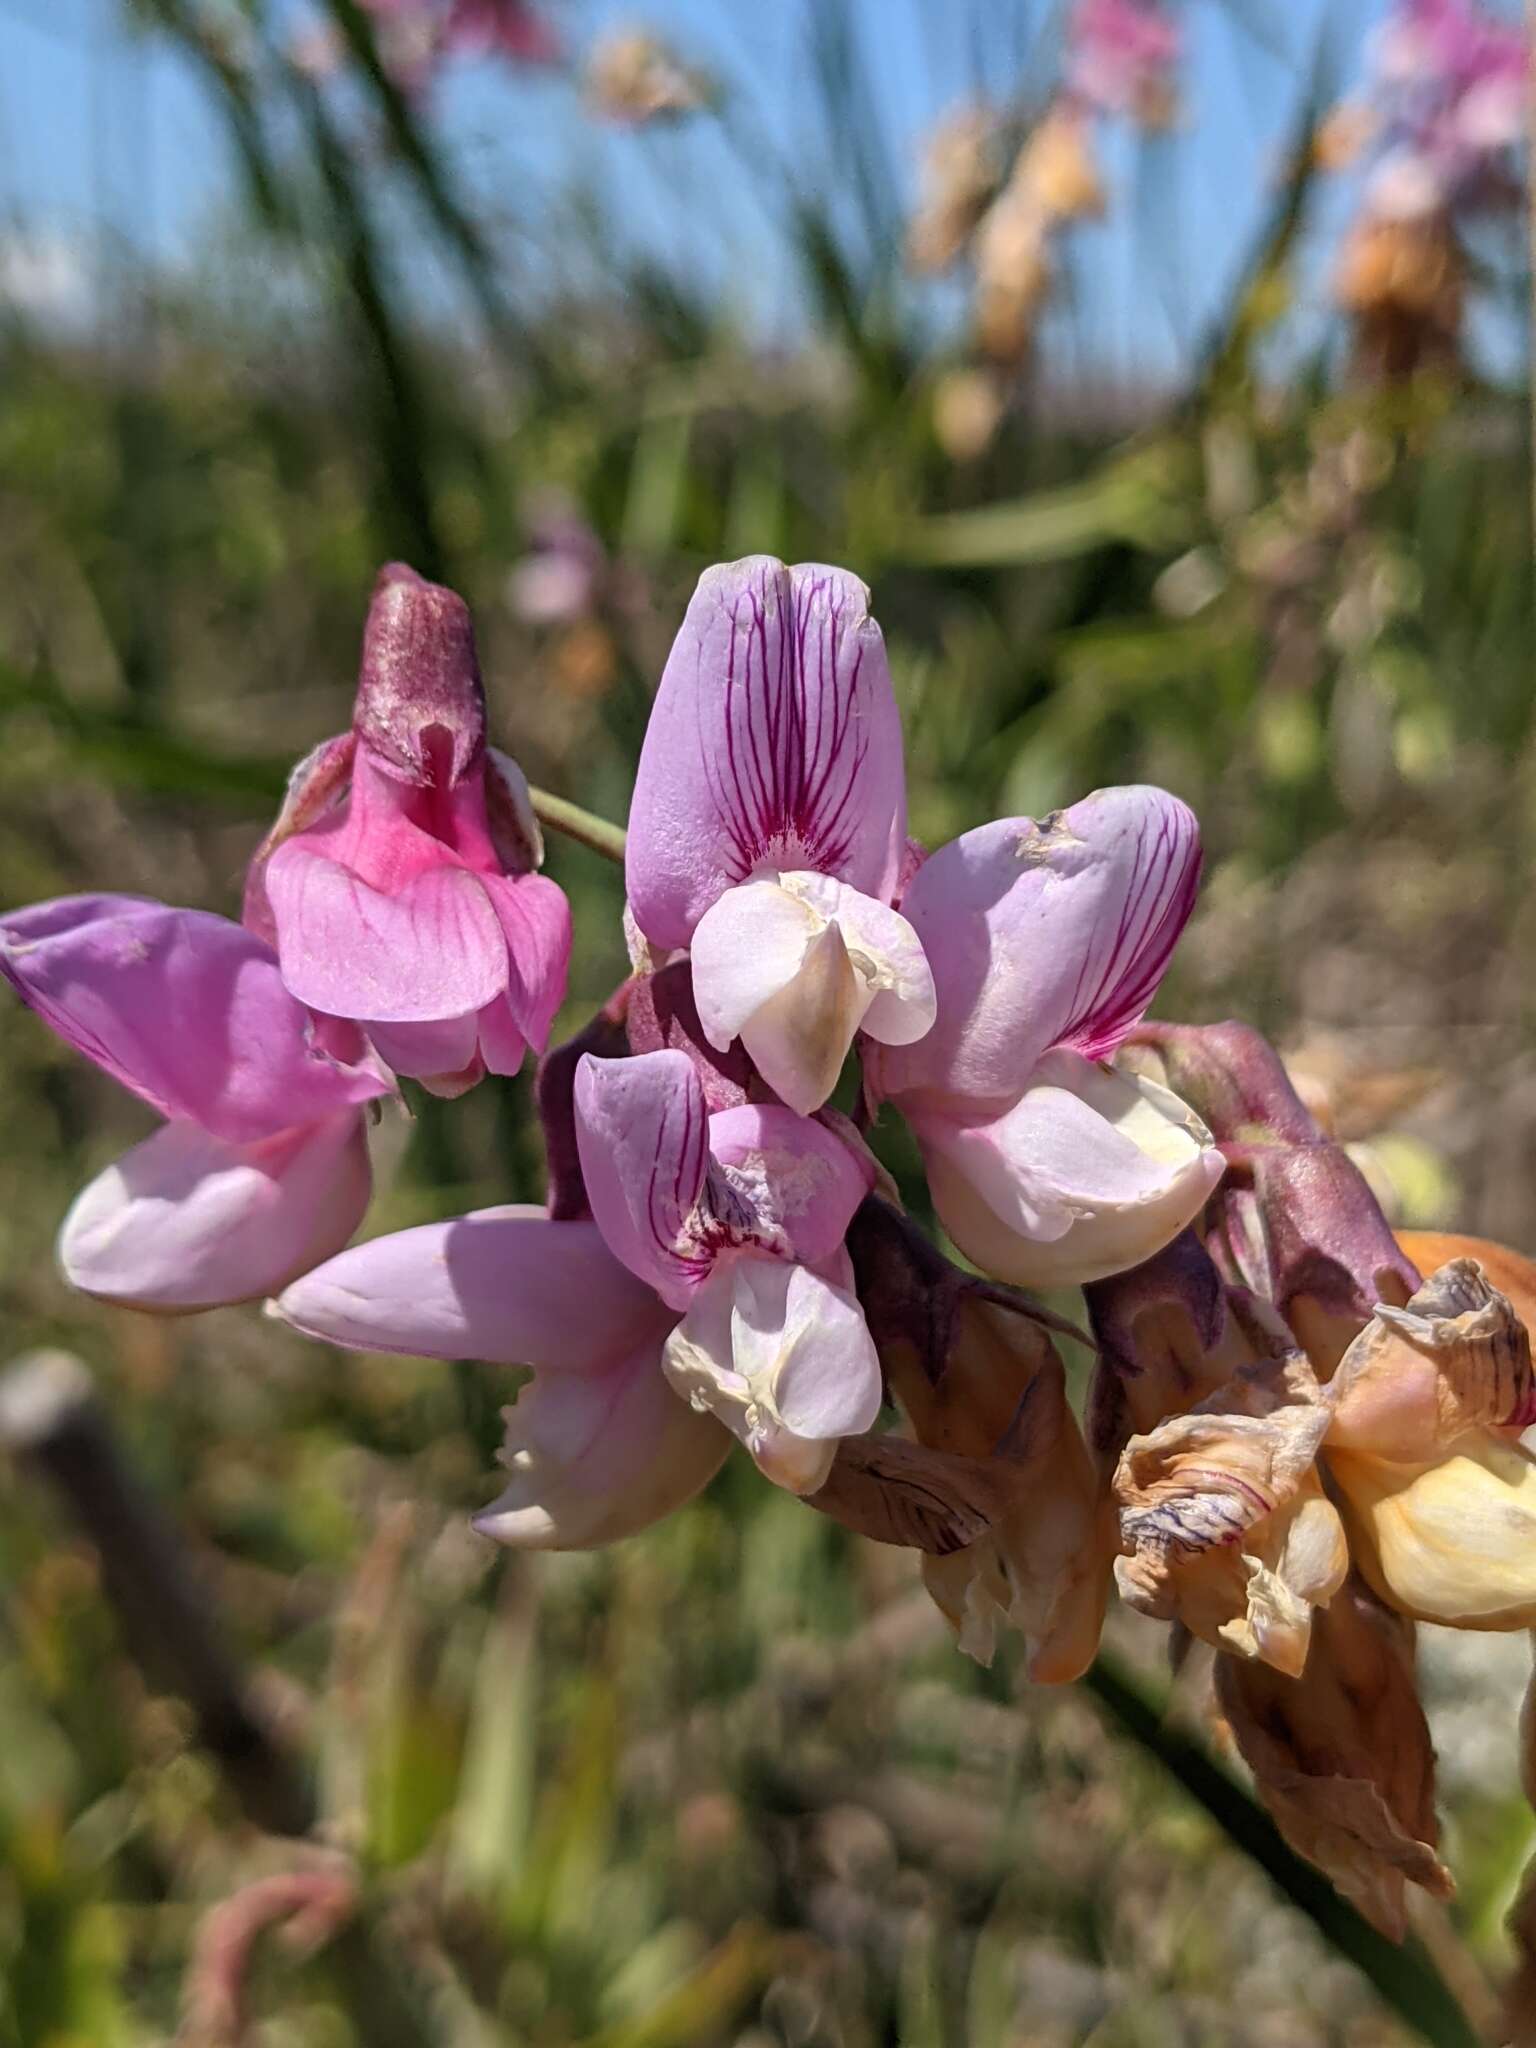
[0,0,1502,378]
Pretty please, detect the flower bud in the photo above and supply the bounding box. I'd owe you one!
[354,562,486,789]
[1215,1577,1451,1940]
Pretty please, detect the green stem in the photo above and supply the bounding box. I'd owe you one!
[531,788,628,865]
[1082,1651,1483,2048]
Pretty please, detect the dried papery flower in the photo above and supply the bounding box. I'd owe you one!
[1127,1021,1421,1373]
[586,27,709,126]
[1114,1346,1347,1675]
[930,366,1006,463]
[1215,1577,1451,1940]
[1324,1263,1536,1629]
[968,107,1103,366]
[1335,210,1464,382]
[847,1199,1111,1679]
[905,105,1002,275]
[1083,1229,1277,1473]
[1326,1257,1536,1462]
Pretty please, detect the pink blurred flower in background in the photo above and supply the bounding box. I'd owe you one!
[1066,0,1180,126]
[625,557,935,1116]
[870,785,1222,1289]
[245,562,571,1099]
[0,897,389,1311]
[1365,0,1526,219]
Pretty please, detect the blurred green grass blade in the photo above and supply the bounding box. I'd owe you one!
[574,1923,777,2048]
[900,450,1193,567]
[1082,1651,1482,2048]
[320,0,520,346]
[448,1564,539,1904]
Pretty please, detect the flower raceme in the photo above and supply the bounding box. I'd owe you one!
[245,562,572,1099]
[625,557,936,1116]
[0,896,390,1311]
[869,786,1224,1289]
[278,1045,884,1533]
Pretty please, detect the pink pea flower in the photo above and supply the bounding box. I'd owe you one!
[625,557,936,1116]
[278,1046,883,1534]
[0,895,390,1312]
[1066,0,1180,125]
[245,564,572,1099]
[868,786,1224,1289]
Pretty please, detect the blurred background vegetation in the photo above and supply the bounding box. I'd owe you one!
[2,0,1536,2040]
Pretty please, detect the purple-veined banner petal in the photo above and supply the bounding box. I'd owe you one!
[877,786,1200,1118]
[626,558,907,947]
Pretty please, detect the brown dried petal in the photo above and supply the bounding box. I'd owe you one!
[1215,1578,1451,1941]
[805,1433,1017,1556]
[1114,1350,1346,1674]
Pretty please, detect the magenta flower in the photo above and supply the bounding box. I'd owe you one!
[869,787,1223,1289]
[246,564,572,1098]
[0,895,390,1312]
[278,1045,883,1532]
[443,0,561,66]
[1066,0,1180,123]
[625,557,935,1116]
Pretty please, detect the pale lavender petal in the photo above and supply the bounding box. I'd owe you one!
[875,786,1200,1117]
[626,557,907,948]
[60,1110,372,1312]
[473,1342,730,1549]
[574,1049,710,1308]
[0,894,389,1144]
[264,844,509,1024]
[916,1048,1224,1289]
[661,1252,881,1493]
[474,995,530,1078]
[277,1205,671,1368]
[707,1103,873,1265]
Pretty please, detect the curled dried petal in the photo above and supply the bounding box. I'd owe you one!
[1114,1350,1346,1674]
[1327,1257,1535,1460]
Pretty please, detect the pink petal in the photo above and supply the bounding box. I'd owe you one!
[472,1344,729,1550]
[0,894,389,1144]
[626,558,907,949]
[365,1011,481,1083]
[876,785,1200,1117]
[706,1103,874,1265]
[276,1206,670,1369]
[59,1110,372,1312]
[482,871,572,1051]
[264,844,509,1024]
[916,1048,1224,1288]
[574,1049,710,1308]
